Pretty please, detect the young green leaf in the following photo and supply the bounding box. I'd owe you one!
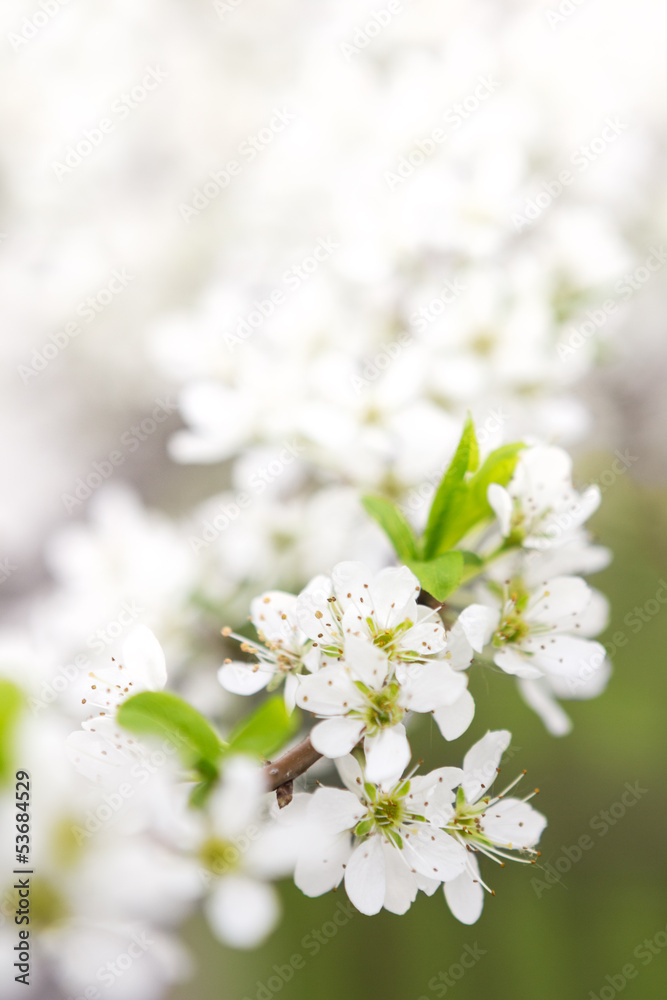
[0,680,23,786]
[361,495,419,561]
[407,551,464,602]
[226,695,300,759]
[423,415,479,558]
[117,691,225,777]
[431,442,524,552]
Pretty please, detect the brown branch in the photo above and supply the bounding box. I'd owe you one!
[263,735,323,793]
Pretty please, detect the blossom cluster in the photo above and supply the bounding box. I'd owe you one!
[1,1,649,995]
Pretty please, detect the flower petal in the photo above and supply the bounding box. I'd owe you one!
[364,725,411,785]
[122,625,167,691]
[457,605,499,654]
[218,660,272,695]
[462,730,511,802]
[309,787,366,834]
[401,826,466,882]
[481,797,547,849]
[344,835,386,915]
[433,688,475,741]
[369,565,421,628]
[517,677,572,736]
[295,663,359,715]
[250,591,301,647]
[487,483,513,537]
[381,840,418,915]
[400,660,466,712]
[310,717,365,758]
[206,876,279,949]
[444,857,484,925]
[295,832,353,897]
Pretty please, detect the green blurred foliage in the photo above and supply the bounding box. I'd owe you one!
[170,459,667,1000]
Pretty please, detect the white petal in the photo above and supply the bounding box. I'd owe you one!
[344,635,390,691]
[576,588,610,637]
[364,725,411,785]
[487,483,513,537]
[462,730,511,802]
[493,646,544,679]
[250,591,301,646]
[444,857,485,924]
[381,840,418,915]
[332,561,374,617]
[295,832,353,897]
[310,717,365,758]
[400,660,466,712]
[457,605,499,653]
[295,663,359,715]
[369,565,421,628]
[218,661,272,696]
[344,835,386,915]
[205,876,279,949]
[527,635,606,680]
[122,626,167,691]
[309,787,366,834]
[210,755,264,839]
[65,730,126,782]
[405,768,461,825]
[526,576,591,624]
[481,797,547,849]
[335,754,365,796]
[283,673,299,714]
[295,575,340,646]
[433,688,476,741]
[518,678,572,736]
[402,826,466,882]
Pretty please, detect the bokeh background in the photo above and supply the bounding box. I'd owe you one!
[1,0,666,998]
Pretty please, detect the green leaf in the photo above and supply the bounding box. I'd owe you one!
[226,695,299,759]
[0,680,24,786]
[423,415,479,558]
[407,551,464,602]
[361,495,418,561]
[117,691,225,777]
[433,442,524,552]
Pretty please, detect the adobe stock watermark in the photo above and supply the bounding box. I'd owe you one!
[531,780,648,898]
[545,0,589,30]
[416,942,487,999]
[61,398,177,513]
[384,76,500,190]
[513,117,628,230]
[189,440,305,553]
[558,246,667,359]
[350,277,467,392]
[399,407,510,515]
[7,0,71,51]
[241,898,357,1000]
[224,236,340,350]
[179,108,296,223]
[339,0,407,61]
[18,269,134,384]
[63,928,155,999]
[28,600,144,715]
[51,67,168,180]
[587,920,667,1000]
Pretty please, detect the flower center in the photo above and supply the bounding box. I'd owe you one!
[199,836,243,876]
[357,680,405,732]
